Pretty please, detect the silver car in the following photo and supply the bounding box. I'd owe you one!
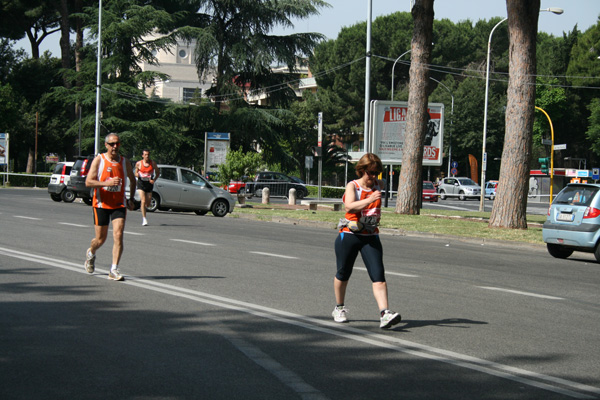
[140,165,236,217]
[437,177,481,200]
[543,183,600,261]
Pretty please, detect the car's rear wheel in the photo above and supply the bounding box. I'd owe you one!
[194,210,208,216]
[61,189,76,203]
[594,243,600,263]
[211,199,228,217]
[50,194,62,202]
[546,243,573,259]
[254,188,263,198]
[459,191,466,201]
[147,193,159,212]
[439,190,446,200]
[296,188,306,199]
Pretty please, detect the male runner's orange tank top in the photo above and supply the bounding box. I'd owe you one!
[92,153,127,209]
[137,161,154,181]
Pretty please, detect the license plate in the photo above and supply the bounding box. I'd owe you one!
[557,213,574,222]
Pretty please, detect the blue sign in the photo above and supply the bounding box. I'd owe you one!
[206,132,230,140]
[451,161,458,169]
[593,168,599,180]
[451,167,458,176]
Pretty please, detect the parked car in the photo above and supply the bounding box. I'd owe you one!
[422,180,438,202]
[543,183,600,262]
[437,177,481,201]
[140,164,236,217]
[245,171,309,199]
[48,162,75,202]
[227,176,249,195]
[68,155,95,205]
[485,180,498,200]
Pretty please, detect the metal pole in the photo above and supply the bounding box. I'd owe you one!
[391,50,411,101]
[479,17,507,213]
[94,0,103,155]
[429,77,454,178]
[535,106,555,203]
[363,0,372,152]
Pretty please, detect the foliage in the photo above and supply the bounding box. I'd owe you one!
[215,148,264,185]
[587,98,600,156]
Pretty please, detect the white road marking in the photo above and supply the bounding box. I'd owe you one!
[123,231,145,236]
[0,246,597,399]
[356,267,418,278]
[59,222,88,228]
[250,251,298,259]
[171,239,216,246]
[478,286,565,300]
[14,216,41,220]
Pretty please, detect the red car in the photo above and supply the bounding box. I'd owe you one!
[422,181,438,202]
[227,180,246,194]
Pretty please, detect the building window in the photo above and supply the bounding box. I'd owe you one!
[178,49,188,58]
[183,87,200,103]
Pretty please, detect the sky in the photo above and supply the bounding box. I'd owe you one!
[15,0,600,56]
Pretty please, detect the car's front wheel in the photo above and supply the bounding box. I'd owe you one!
[296,188,307,199]
[147,193,160,212]
[439,190,446,200]
[50,193,62,202]
[61,189,76,203]
[211,199,228,217]
[458,191,466,201]
[547,243,574,259]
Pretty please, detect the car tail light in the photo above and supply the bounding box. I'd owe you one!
[60,176,65,184]
[81,159,89,176]
[583,207,600,219]
[547,206,551,216]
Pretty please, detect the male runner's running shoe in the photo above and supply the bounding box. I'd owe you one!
[108,268,124,281]
[84,249,95,274]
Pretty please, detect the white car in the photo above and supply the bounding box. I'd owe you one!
[48,162,75,202]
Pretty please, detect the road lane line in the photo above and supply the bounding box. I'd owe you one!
[478,286,565,300]
[59,222,88,228]
[171,239,216,246]
[14,216,41,220]
[356,267,418,278]
[250,251,298,259]
[0,246,597,399]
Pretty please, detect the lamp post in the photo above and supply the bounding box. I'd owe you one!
[94,0,103,155]
[429,77,454,178]
[391,50,411,100]
[535,106,555,203]
[479,7,563,212]
[363,0,372,152]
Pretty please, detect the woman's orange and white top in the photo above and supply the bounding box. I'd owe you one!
[137,160,154,181]
[92,153,127,209]
[339,180,381,235]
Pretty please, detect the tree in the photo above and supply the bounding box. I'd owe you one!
[489,0,540,229]
[191,0,328,108]
[394,0,434,215]
[216,148,264,186]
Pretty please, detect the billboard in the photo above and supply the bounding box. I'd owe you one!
[204,132,230,175]
[369,101,444,166]
[0,133,7,166]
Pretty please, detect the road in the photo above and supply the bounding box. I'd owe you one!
[1,188,599,399]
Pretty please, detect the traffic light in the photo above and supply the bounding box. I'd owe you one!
[539,157,550,174]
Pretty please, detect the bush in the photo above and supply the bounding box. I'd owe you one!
[3,174,50,187]
[307,185,345,198]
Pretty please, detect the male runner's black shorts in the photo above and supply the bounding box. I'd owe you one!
[137,179,154,193]
[93,207,126,226]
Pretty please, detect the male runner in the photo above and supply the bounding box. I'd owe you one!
[134,149,159,226]
[84,133,136,281]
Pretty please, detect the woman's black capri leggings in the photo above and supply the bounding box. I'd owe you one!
[334,232,385,282]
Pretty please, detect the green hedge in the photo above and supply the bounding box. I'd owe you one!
[307,185,345,198]
[2,174,50,187]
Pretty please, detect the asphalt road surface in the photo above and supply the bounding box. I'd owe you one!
[1,188,599,399]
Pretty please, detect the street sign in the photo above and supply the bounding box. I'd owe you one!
[451,161,458,169]
[541,139,552,145]
[451,167,458,176]
[592,168,599,180]
[554,144,567,150]
[577,170,590,178]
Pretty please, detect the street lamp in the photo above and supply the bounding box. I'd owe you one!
[535,106,555,203]
[479,7,563,212]
[391,50,411,100]
[429,77,454,178]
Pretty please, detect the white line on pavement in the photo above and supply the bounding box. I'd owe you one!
[356,267,419,278]
[250,251,298,259]
[0,246,597,399]
[59,222,88,228]
[14,216,41,220]
[477,286,565,300]
[170,239,216,246]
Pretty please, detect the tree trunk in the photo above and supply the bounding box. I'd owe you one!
[59,0,71,88]
[26,148,34,174]
[489,0,540,229]
[394,0,434,215]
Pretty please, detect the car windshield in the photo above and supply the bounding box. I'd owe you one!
[181,170,207,187]
[52,164,64,174]
[458,178,477,186]
[554,186,598,206]
[423,182,435,189]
